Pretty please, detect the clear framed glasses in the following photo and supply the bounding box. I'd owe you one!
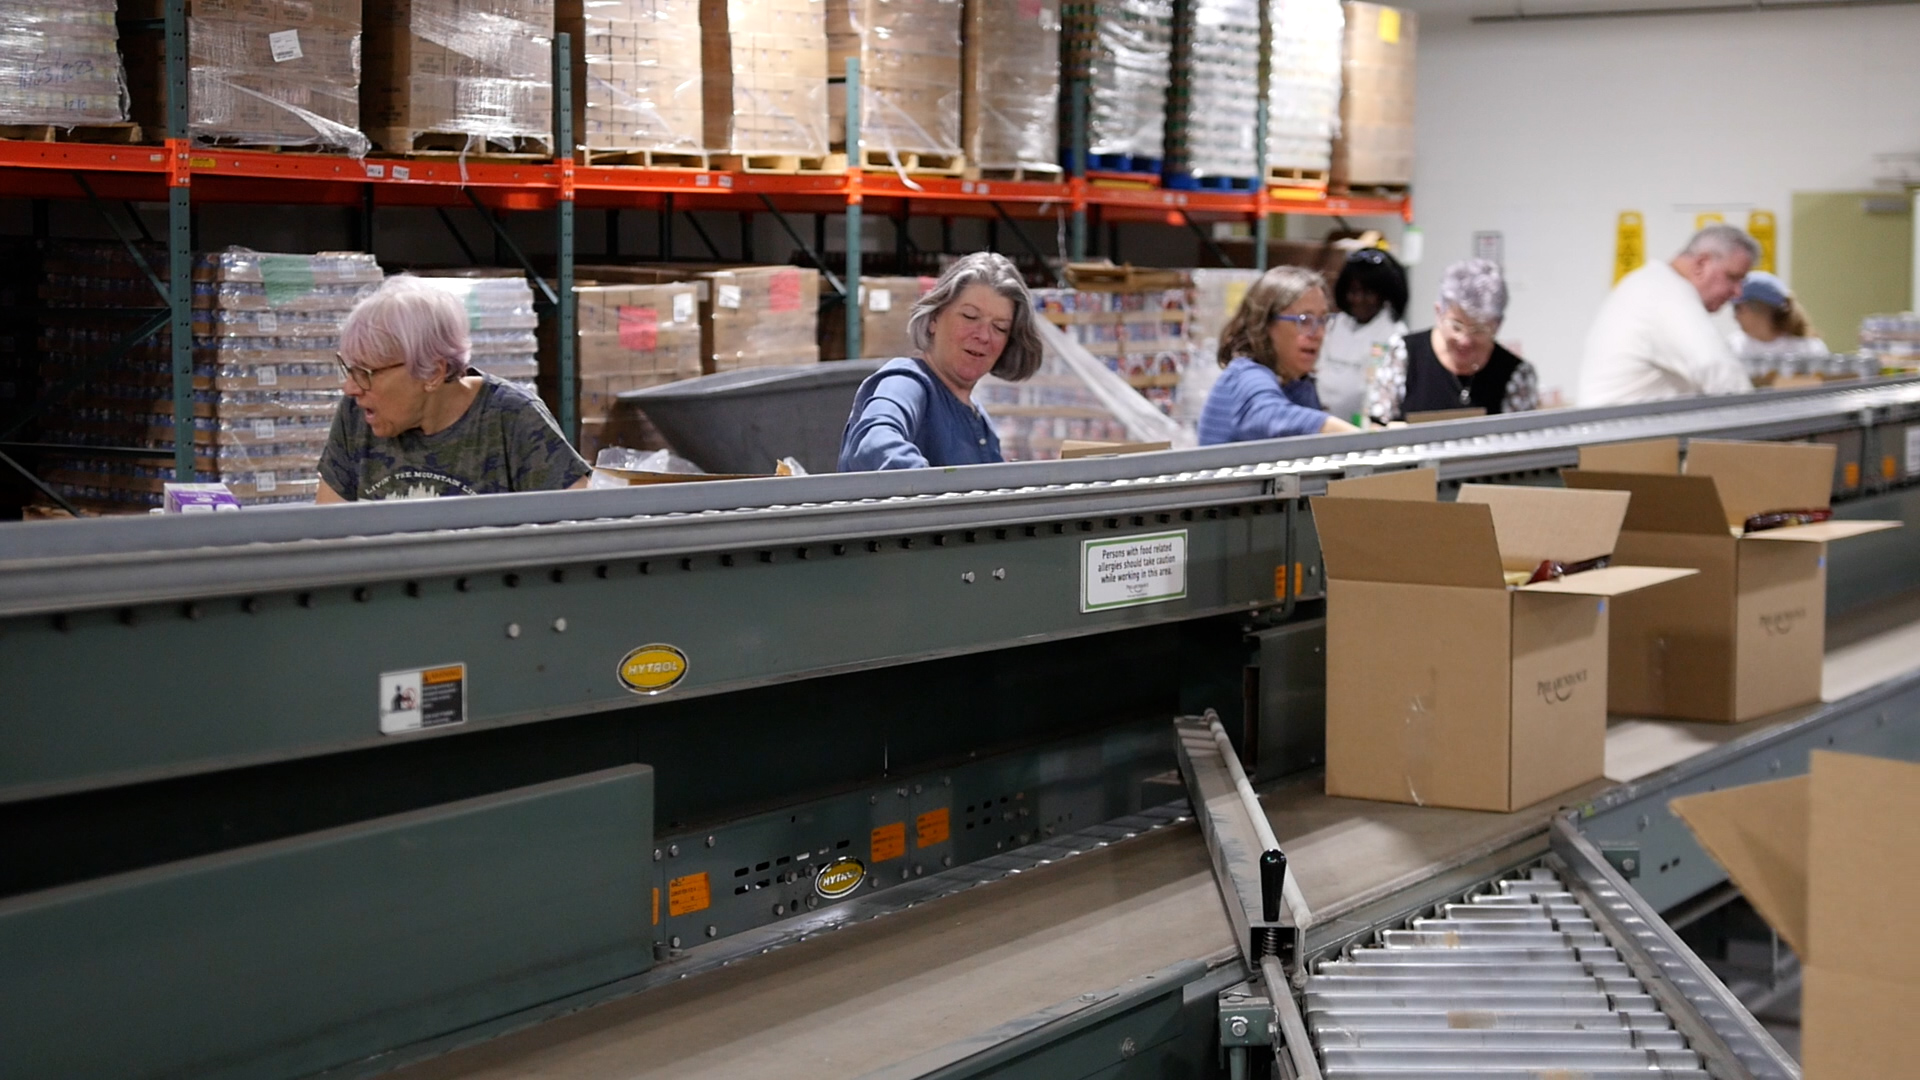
[1271,313,1335,332]
[1442,314,1499,343]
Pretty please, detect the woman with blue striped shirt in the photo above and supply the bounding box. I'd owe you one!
[1197,266,1358,445]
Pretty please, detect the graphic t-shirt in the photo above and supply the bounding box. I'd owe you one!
[319,371,590,500]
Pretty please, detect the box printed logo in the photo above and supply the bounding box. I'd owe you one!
[1536,668,1589,705]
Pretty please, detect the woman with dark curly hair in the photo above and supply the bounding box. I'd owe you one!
[1319,247,1410,424]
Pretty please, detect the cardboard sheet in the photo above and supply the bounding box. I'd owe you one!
[1741,519,1903,544]
[1684,439,1836,525]
[1310,497,1506,589]
[1518,564,1697,597]
[1459,484,1628,571]
[1564,470,1731,535]
[1324,467,1436,501]
[1669,774,1811,952]
[1579,437,1680,474]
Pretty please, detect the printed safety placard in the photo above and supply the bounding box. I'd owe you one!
[379,663,467,735]
[1081,530,1188,612]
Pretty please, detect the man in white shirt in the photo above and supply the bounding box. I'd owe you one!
[1577,224,1758,406]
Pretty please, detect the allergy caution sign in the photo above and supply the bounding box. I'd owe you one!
[378,663,466,735]
[1081,530,1188,612]
[618,644,689,694]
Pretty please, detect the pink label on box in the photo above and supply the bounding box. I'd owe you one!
[618,306,659,351]
[768,268,802,313]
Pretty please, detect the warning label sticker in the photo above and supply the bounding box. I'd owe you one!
[870,822,906,863]
[379,663,467,735]
[1081,530,1188,612]
[915,807,950,848]
[668,872,711,917]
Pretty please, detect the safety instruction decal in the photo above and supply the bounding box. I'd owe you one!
[915,807,950,848]
[618,644,689,695]
[871,822,906,863]
[379,663,467,735]
[1081,530,1188,612]
[668,872,711,917]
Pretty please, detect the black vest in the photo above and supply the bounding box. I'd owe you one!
[1399,330,1524,418]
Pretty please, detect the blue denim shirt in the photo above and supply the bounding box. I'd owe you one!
[838,357,1004,471]
[1197,357,1329,446]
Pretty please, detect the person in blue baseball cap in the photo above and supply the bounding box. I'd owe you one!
[1730,271,1826,375]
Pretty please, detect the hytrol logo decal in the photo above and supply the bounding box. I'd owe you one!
[814,857,866,899]
[1536,669,1589,705]
[617,644,689,694]
[1759,608,1809,636]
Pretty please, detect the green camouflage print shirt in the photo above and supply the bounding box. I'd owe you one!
[319,371,590,501]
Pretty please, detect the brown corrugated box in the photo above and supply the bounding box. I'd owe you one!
[960,0,1059,171]
[827,0,963,154]
[1314,469,1695,812]
[362,0,556,153]
[573,263,820,372]
[1565,438,1901,723]
[1332,2,1415,188]
[701,0,830,154]
[1670,750,1919,1079]
[821,275,935,359]
[561,0,704,154]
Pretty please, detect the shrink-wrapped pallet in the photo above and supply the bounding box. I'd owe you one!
[1333,1,1414,188]
[702,0,831,158]
[417,272,542,391]
[560,0,705,162]
[1266,0,1342,179]
[1165,0,1259,183]
[363,0,556,155]
[1063,0,1173,165]
[960,0,1059,177]
[0,0,128,127]
[828,0,963,166]
[125,0,367,153]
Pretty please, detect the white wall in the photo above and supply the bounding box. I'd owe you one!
[1408,5,1920,400]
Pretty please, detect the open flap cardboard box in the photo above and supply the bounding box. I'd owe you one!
[1565,439,1900,722]
[1670,751,1919,1079]
[1312,470,1697,811]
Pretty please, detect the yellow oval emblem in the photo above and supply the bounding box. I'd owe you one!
[814,857,866,899]
[617,644,689,694]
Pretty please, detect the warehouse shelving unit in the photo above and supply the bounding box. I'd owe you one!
[0,9,1409,508]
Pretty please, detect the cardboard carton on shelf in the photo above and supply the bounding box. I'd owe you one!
[1333,1,1415,189]
[570,263,820,373]
[1670,750,1919,1080]
[1564,438,1902,723]
[821,275,935,360]
[1313,469,1697,812]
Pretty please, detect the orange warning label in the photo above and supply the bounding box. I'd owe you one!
[652,887,660,925]
[667,872,710,917]
[1273,565,1287,599]
[423,665,463,685]
[871,822,906,862]
[915,807,950,848]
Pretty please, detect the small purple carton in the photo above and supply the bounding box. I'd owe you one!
[163,483,242,514]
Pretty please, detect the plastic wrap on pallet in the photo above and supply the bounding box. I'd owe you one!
[0,0,128,126]
[1165,0,1258,180]
[1064,0,1173,162]
[976,313,1184,460]
[1334,1,1414,187]
[828,0,963,159]
[1861,314,1920,373]
[364,0,556,155]
[1266,0,1342,174]
[961,0,1059,174]
[417,272,543,390]
[561,0,704,156]
[701,0,830,156]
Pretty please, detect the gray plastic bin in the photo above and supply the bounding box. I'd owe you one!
[619,360,886,475]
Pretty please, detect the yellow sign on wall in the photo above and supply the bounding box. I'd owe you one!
[1748,210,1778,273]
[1694,212,1725,230]
[1614,212,1645,284]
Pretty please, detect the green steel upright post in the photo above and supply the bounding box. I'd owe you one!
[1070,80,1088,261]
[844,57,863,360]
[554,33,577,441]
[166,0,194,482]
[1253,2,1271,274]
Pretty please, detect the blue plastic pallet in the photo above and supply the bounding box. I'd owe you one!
[1162,172,1259,192]
[1081,152,1162,176]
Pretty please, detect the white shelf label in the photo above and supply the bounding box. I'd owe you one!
[255,471,276,492]
[1905,426,1920,476]
[869,288,893,312]
[717,284,743,310]
[1081,530,1188,613]
[251,418,276,440]
[268,29,303,63]
[255,365,277,386]
[257,310,278,333]
[672,291,694,323]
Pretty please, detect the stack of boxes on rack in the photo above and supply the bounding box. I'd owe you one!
[561,0,706,164]
[823,275,935,360]
[363,0,556,155]
[36,244,379,511]
[1063,0,1175,172]
[1266,0,1343,184]
[0,0,130,130]
[417,272,543,392]
[125,0,369,154]
[1164,0,1260,187]
[828,0,964,172]
[959,0,1060,179]
[702,0,832,163]
[1333,0,1415,191]
[1031,265,1190,415]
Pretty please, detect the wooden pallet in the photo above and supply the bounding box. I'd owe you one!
[370,129,553,160]
[1333,180,1411,198]
[855,149,967,177]
[971,165,1065,183]
[1265,164,1330,188]
[711,151,848,174]
[579,147,710,169]
[0,122,144,144]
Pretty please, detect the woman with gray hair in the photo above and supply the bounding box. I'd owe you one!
[318,275,588,501]
[1363,258,1538,425]
[838,252,1044,471]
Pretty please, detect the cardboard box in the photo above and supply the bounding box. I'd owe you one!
[1314,469,1695,811]
[362,0,555,153]
[821,275,934,359]
[960,0,1058,171]
[1333,2,1415,188]
[561,0,704,154]
[1670,750,1919,1079]
[827,0,963,154]
[701,0,830,154]
[1565,438,1901,722]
